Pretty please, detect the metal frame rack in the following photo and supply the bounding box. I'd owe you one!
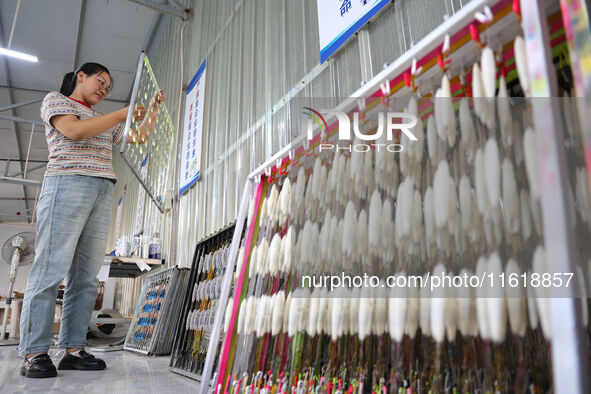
[123,266,189,355]
[190,0,591,393]
[169,222,245,382]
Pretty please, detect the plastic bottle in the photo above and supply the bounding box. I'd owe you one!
[149,233,161,259]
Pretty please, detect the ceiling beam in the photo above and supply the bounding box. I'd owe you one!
[8,162,46,177]
[127,0,190,20]
[0,158,48,163]
[0,86,130,104]
[0,18,29,222]
[73,0,86,69]
[0,98,43,112]
[0,176,40,187]
[0,113,44,127]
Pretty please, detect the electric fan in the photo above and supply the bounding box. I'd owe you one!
[0,231,35,343]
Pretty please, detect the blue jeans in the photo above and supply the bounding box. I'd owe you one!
[18,175,114,357]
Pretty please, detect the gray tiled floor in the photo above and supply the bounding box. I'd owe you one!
[0,346,201,393]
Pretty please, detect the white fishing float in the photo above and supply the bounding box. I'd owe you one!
[223,298,234,334]
[269,234,282,276]
[358,287,374,341]
[255,296,267,337]
[237,298,247,335]
[235,247,245,281]
[514,35,531,96]
[331,292,344,342]
[287,292,299,337]
[272,291,285,336]
[487,252,507,343]
[307,289,320,337]
[472,63,484,121]
[245,296,256,335]
[505,259,528,336]
[431,263,447,343]
[389,272,407,342]
[282,226,293,274]
[249,245,258,279]
[480,47,497,132]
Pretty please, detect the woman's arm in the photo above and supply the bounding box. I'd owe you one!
[51,108,129,140]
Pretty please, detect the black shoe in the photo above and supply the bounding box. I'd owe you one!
[20,353,58,378]
[58,350,106,371]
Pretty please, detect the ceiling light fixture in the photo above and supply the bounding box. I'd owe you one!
[0,47,38,63]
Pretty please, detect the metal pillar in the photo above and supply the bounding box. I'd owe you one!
[520,0,589,392]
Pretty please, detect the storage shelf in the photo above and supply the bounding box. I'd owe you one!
[104,255,165,278]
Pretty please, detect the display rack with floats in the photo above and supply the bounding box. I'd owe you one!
[170,222,246,382]
[191,0,591,393]
[124,267,190,355]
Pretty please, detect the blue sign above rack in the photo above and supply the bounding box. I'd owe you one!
[318,0,390,63]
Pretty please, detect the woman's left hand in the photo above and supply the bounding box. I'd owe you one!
[150,89,167,111]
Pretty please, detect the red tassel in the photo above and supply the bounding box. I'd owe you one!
[470,23,483,48]
[403,71,411,88]
[437,52,445,70]
[437,51,451,72]
[513,0,522,20]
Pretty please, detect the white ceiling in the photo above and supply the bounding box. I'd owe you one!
[0,0,169,223]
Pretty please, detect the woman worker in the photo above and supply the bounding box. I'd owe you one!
[18,62,166,378]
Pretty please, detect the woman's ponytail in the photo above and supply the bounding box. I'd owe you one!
[59,71,77,96]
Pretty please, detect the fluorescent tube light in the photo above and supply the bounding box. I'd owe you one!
[0,47,38,62]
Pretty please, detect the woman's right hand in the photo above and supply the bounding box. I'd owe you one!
[118,105,146,123]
